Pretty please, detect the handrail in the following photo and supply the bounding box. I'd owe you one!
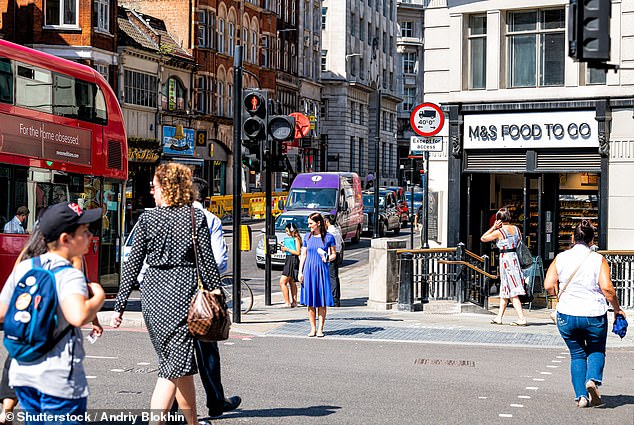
[437,259,499,280]
[598,250,634,255]
[396,248,457,254]
[464,250,485,262]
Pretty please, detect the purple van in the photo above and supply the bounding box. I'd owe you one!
[285,172,363,243]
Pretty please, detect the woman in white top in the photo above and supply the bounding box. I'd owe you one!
[544,220,624,408]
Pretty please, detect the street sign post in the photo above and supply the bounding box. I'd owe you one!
[410,102,444,137]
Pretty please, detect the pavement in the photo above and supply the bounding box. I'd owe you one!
[98,262,634,350]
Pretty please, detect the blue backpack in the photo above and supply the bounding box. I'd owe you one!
[4,256,74,362]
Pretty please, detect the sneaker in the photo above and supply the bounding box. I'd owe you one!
[585,380,604,407]
[577,396,589,408]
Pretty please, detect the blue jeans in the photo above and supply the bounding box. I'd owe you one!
[556,312,608,400]
[14,386,87,425]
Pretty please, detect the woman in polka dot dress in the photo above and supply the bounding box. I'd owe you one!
[111,163,221,425]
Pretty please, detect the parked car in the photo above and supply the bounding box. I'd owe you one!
[385,186,409,226]
[405,191,423,220]
[361,190,401,237]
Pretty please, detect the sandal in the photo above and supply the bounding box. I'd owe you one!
[307,331,317,337]
[510,321,528,326]
[490,319,503,325]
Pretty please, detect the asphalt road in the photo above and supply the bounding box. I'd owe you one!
[20,329,634,425]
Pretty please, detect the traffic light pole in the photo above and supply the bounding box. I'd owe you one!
[373,88,381,238]
[409,157,414,249]
[232,47,243,323]
[264,148,273,306]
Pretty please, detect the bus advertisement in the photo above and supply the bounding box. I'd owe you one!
[0,39,128,292]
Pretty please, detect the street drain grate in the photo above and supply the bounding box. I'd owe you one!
[414,358,475,368]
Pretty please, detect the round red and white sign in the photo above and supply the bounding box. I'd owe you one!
[410,103,445,137]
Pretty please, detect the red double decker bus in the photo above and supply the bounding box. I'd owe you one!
[0,39,128,291]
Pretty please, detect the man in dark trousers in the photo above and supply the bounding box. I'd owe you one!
[191,177,241,417]
[325,215,343,307]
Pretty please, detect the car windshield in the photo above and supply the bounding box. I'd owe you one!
[286,188,337,209]
[363,194,385,207]
[274,214,311,232]
[405,192,423,202]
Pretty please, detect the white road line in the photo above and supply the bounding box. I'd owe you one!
[510,404,524,408]
[499,414,513,418]
[556,355,566,359]
[224,342,235,345]
[518,396,531,399]
[85,355,118,359]
[137,362,150,366]
[526,387,539,390]
[546,365,558,368]
[86,376,97,379]
[539,372,552,375]
[110,369,125,372]
[552,360,562,363]
[478,396,488,399]
[241,337,252,341]
[533,378,545,381]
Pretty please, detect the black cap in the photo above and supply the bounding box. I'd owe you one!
[39,203,102,243]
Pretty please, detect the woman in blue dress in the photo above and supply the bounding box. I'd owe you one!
[298,212,336,337]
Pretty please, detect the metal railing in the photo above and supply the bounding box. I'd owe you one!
[397,243,496,309]
[397,247,634,311]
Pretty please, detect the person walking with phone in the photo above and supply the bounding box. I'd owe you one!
[298,213,335,337]
[544,220,625,408]
[480,207,527,326]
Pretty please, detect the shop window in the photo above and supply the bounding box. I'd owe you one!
[507,8,565,88]
[468,14,487,90]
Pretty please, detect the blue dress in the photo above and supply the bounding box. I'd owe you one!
[300,232,335,307]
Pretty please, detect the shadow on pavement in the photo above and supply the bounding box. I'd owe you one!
[338,297,368,307]
[326,327,385,336]
[210,405,341,419]
[600,394,634,409]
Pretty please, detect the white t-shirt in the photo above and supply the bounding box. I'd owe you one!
[555,244,607,317]
[0,253,89,399]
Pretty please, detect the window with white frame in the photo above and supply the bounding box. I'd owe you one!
[198,11,216,49]
[227,83,233,114]
[124,69,157,108]
[403,52,416,74]
[261,35,269,67]
[401,21,413,38]
[507,8,565,88]
[251,30,258,65]
[291,0,296,25]
[217,81,224,116]
[94,64,109,83]
[350,101,357,123]
[228,22,235,56]
[587,63,606,85]
[218,19,225,53]
[322,7,327,29]
[468,14,486,90]
[321,50,327,72]
[45,0,78,27]
[402,87,415,111]
[94,0,109,32]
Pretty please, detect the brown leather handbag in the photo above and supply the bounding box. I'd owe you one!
[187,206,231,341]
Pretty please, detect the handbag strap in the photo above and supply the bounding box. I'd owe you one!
[557,249,594,298]
[190,206,204,291]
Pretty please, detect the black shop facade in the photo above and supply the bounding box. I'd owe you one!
[444,99,609,265]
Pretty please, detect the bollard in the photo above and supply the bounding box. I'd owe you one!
[398,252,414,311]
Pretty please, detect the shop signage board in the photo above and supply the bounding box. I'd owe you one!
[410,102,445,137]
[162,125,195,156]
[463,110,599,149]
[410,136,443,154]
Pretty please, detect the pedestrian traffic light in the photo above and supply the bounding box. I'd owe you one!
[267,114,295,172]
[241,89,268,148]
[569,0,611,62]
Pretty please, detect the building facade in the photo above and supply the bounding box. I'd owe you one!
[395,0,424,187]
[320,0,401,187]
[423,0,634,257]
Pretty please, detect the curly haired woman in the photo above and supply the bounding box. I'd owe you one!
[111,163,222,425]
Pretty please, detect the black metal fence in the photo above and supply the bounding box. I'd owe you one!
[398,247,634,311]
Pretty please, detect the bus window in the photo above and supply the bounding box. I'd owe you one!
[16,63,52,113]
[0,58,12,104]
[95,85,107,124]
[53,73,78,118]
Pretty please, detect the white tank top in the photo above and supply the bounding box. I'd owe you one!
[555,244,607,317]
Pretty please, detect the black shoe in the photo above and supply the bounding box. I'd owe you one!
[208,396,241,418]
[333,301,340,307]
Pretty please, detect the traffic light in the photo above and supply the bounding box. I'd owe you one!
[241,89,268,150]
[568,0,611,62]
[267,114,295,172]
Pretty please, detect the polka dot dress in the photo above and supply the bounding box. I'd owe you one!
[115,205,221,379]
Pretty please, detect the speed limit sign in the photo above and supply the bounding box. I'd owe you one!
[410,102,444,137]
